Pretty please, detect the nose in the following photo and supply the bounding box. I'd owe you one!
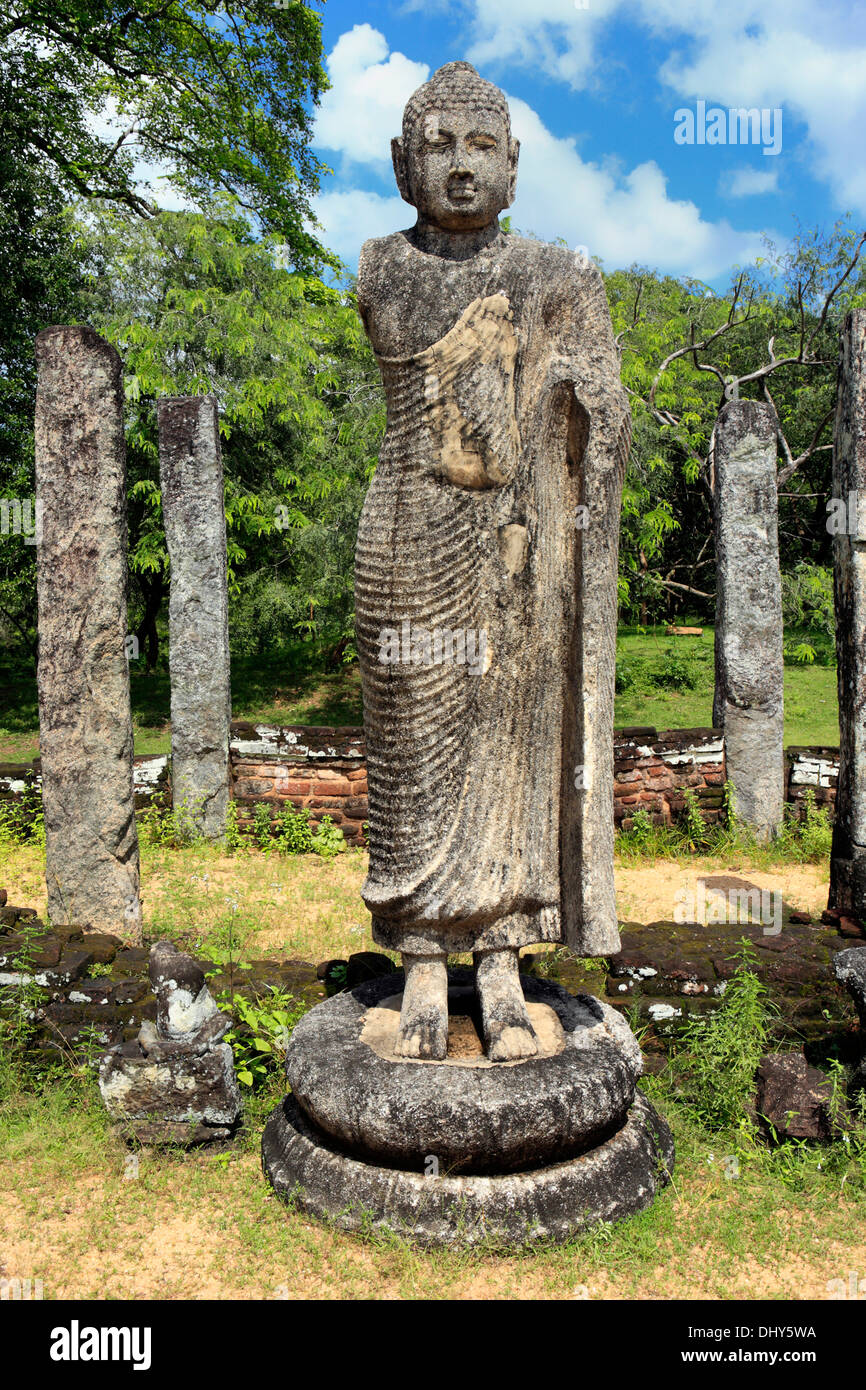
[450,139,474,176]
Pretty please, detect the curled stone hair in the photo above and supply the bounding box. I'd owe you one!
[393,61,518,208]
[402,62,511,147]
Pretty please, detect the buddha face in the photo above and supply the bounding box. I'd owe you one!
[394,104,518,232]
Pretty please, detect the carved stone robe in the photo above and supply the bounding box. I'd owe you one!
[355,230,630,957]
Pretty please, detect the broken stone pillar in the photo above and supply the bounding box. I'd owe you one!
[98,941,242,1144]
[157,396,231,840]
[830,309,866,919]
[34,326,142,938]
[712,399,784,840]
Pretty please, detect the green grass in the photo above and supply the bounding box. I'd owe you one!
[1,840,861,1299]
[0,650,364,762]
[1,997,863,1300]
[614,625,839,746]
[0,625,838,763]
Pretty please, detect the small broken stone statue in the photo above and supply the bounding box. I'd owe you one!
[99,942,242,1145]
[263,62,672,1246]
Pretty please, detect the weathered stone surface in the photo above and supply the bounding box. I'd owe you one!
[712,399,784,840]
[98,940,241,1144]
[830,309,866,917]
[354,60,630,1059]
[753,1053,842,1141]
[99,1046,241,1141]
[34,325,141,937]
[262,1090,673,1249]
[158,395,231,840]
[834,946,866,1099]
[286,971,641,1174]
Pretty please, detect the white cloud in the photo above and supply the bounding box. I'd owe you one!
[446,0,866,213]
[721,167,780,199]
[314,27,771,279]
[507,98,768,278]
[312,188,410,265]
[314,24,429,165]
[657,9,866,214]
[464,0,619,86]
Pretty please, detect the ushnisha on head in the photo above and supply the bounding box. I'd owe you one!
[392,61,519,233]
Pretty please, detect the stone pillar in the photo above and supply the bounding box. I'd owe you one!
[712,398,784,840]
[158,396,231,840]
[34,326,142,938]
[830,309,866,917]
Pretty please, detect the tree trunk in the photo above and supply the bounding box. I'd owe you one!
[135,573,164,671]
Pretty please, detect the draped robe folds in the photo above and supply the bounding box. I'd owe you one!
[355,231,630,958]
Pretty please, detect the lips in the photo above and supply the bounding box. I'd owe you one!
[448,183,477,200]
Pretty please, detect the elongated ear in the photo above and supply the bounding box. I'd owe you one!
[506,138,520,208]
[392,137,414,206]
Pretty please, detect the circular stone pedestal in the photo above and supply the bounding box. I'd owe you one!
[262,971,674,1247]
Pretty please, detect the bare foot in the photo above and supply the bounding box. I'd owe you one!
[395,954,449,1059]
[474,948,538,1062]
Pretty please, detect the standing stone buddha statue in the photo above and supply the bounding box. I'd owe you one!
[354,62,631,1062]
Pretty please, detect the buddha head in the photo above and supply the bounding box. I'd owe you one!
[393,62,519,233]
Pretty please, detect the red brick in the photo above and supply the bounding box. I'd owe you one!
[232,778,273,798]
[310,777,352,797]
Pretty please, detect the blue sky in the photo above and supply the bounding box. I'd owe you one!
[308,0,866,289]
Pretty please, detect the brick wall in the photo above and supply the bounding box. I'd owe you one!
[0,725,840,841]
[229,723,367,846]
[786,746,839,818]
[613,727,726,829]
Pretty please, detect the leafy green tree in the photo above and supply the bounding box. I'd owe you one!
[0,0,336,660]
[609,219,866,623]
[1,0,333,272]
[79,199,383,667]
[0,164,86,655]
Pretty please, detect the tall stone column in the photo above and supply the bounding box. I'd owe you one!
[34,326,142,938]
[712,398,784,840]
[158,396,231,840]
[830,309,866,917]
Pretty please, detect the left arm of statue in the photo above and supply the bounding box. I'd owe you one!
[562,263,631,955]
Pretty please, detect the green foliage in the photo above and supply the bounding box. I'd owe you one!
[252,803,274,853]
[651,646,702,691]
[274,803,314,855]
[310,813,347,860]
[669,940,776,1130]
[616,783,833,866]
[75,200,383,667]
[0,919,50,1058]
[681,789,707,852]
[615,638,709,696]
[222,988,307,1088]
[787,789,834,861]
[138,798,204,851]
[608,222,866,624]
[224,798,243,854]
[1,1,333,272]
[0,782,44,850]
[782,563,836,666]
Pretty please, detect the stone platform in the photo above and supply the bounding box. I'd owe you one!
[262,970,674,1247]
